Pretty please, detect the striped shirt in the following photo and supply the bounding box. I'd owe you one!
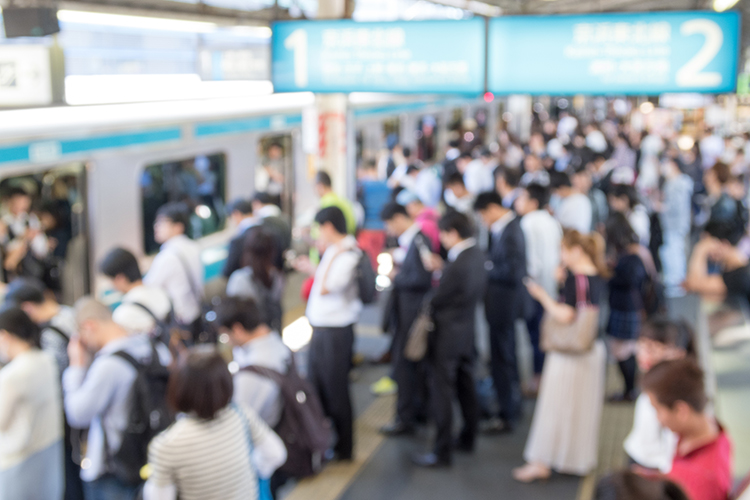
[147,405,285,500]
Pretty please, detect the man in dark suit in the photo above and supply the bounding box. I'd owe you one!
[474,191,526,433]
[252,192,292,270]
[379,202,433,436]
[412,211,486,468]
[222,198,257,278]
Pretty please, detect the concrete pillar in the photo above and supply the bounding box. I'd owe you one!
[316,0,350,199]
[507,94,532,143]
[486,101,499,145]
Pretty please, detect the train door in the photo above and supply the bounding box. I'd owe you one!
[258,134,294,220]
[0,163,90,304]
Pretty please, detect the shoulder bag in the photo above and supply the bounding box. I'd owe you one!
[540,274,599,354]
[404,302,434,362]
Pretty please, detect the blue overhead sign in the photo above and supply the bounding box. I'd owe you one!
[488,11,740,95]
[271,19,486,94]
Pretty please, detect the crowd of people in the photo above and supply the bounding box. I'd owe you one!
[0,107,748,500]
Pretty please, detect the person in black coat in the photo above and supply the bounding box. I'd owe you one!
[379,202,434,436]
[222,199,257,279]
[474,191,527,433]
[252,192,292,271]
[412,211,486,468]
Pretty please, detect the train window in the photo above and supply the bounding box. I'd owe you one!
[141,153,227,255]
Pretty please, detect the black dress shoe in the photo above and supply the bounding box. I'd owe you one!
[411,452,451,468]
[453,439,475,453]
[380,421,416,436]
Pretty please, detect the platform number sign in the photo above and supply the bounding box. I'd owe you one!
[487,11,740,95]
[284,28,308,88]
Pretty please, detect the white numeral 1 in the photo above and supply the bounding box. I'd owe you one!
[676,19,723,88]
[284,28,308,88]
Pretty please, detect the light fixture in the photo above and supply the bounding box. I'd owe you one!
[677,135,695,151]
[713,0,740,11]
[57,10,218,33]
[639,101,655,114]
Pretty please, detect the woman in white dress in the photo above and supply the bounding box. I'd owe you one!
[513,230,610,482]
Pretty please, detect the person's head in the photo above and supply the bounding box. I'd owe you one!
[241,226,276,287]
[456,153,473,174]
[267,143,283,160]
[438,211,474,250]
[315,171,333,197]
[660,157,683,179]
[561,229,610,277]
[495,167,521,198]
[214,297,267,345]
[4,277,57,323]
[406,165,420,178]
[445,172,469,199]
[99,247,142,293]
[74,297,126,352]
[704,161,731,195]
[642,358,708,435]
[154,202,190,244]
[704,218,745,248]
[572,166,593,194]
[480,147,494,163]
[608,184,637,214]
[167,346,233,420]
[5,187,32,216]
[380,202,413,238]
[314,206,347,246]
[637,318,694,373]
[251,192,276,214]
[474,191,509,227]
[226,198,253,227]
[515,183,550,216]
[395,190,424,219]
[523,154,542,173]
[549,170,573,196]
[606,212,638,255]
[594,471,689,500]
[0,307,41,362]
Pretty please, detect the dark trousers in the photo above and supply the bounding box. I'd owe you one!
[392,321,427,426]
[308,325,355,459]
[487,313,521,422]
[428,352,479,461]
[525,299,546,375]
[63,424,84,500]
[82,475,139,500]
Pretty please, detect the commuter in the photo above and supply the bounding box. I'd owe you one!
[396,190,440,252]
[0,307,64,500]
[699,127,725,170]
[704,162,744,231]
[444,172,475,214]
[550,170,592,234]
[514,184,562,391]
[4,277,76,372]
[594,471,689,500]
[386,146,411,188]
[658,158,694,297]
[226,226,284,332]
[379,202,433,436]
[99,247,171,335]
[143,202,204,336]
[1,186,50,283]
[303,206,361,460]
[144,346,287,500]
[574,165,608,232]
[316,171,357,235]
[252,192,292,269]
[606,213,648,402]
[519,154,549,188]
[624,319,693,473]
[609,184,651,247]
[63,297,171,499]
[464,147,497,196]
[611,132,637,172]
[642,359,733,500]
[256,142,286,205]
[356,160,390,266]
[514,230,609,482]
[496,166,524,209]
[223,198,258,278]
[412,211,486,467]
[474,191,526,432]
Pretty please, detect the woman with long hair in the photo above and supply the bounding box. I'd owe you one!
[513,230,610,483]
[226,226,284,332]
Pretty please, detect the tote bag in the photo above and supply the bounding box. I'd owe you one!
[540,275,599,354]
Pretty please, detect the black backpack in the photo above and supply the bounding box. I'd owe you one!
[243,359,332,478]
[354,249,377,305]
[107,344,173,485]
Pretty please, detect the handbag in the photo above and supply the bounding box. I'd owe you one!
[233,404,273,500]
[540,274,599,354]
[404,303,434,362]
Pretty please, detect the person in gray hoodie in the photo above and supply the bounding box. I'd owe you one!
[658,157,694,298]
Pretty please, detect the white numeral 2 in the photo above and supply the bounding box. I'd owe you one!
[676,19,723,88]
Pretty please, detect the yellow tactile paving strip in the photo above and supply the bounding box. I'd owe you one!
[284,395,396,500]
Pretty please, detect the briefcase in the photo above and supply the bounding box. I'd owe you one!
[404,305,434,362]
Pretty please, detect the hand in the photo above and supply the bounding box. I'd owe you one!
[67,337,90,368]
[524,278,547,302]
[424,253,444,272]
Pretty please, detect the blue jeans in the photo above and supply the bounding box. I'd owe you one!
[83,475,139,500]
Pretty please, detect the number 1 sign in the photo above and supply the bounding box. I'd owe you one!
[487,11,740,95]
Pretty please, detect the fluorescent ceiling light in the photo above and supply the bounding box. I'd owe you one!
[227,25,272,38]
[713,0,740,11]
[57,10,218,32]
[65,74,273,105]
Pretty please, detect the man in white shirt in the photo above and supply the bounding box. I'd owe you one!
[216,296,291,427]
[143,203,204,338]
[99,247,172,335]
[303,206,361,461]
[550,171,592,234]
[464,148,497,196]
[63,297,171,499]
[444,173,476,215]
[514,184,562,389]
